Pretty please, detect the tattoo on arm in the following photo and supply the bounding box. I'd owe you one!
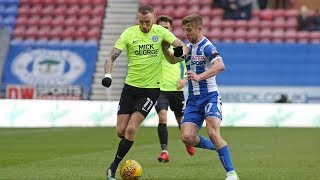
[110,48,122,62]
[104,48,122,74]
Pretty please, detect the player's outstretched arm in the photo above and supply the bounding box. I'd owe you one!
[186,58,225,81]
[102,47,122,88]
[162,38,189,64]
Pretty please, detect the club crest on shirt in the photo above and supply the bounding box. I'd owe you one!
[152,36,159,42]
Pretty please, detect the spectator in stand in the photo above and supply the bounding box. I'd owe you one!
[214,0,253,20]
[312,9,320,31]
[297,5,313,31]
[272,0,295,9]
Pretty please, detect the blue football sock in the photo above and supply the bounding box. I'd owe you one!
[195,135,215,150]
[217,145,234,172]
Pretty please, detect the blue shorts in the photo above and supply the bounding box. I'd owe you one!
[181,91,222,129]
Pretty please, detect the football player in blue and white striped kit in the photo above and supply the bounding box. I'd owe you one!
[162,14,239,180]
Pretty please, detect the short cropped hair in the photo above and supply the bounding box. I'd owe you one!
[182,14,203,27]
[138,4,154,15]
[156,15,173,26]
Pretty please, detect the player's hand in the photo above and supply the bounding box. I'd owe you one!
[186,71,201,81]
[173,46,183,57]
[176,78,187,90]
[102,77,112,88]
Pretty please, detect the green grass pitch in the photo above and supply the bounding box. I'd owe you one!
[0,127,319,180]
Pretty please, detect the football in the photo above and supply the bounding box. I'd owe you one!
[119,159,143,180]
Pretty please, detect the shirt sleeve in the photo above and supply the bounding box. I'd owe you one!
[114,29,129,50]
[161,27,177,44]
[204,45,222,63]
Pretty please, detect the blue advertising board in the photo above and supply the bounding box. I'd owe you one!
[1,41,98,99]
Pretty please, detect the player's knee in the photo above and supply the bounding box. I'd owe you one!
[126,125,137,137]
[116,130,124,138]
[116,127,125,138]
[181,134,195,145]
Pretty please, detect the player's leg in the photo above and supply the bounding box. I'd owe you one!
[181,98,215,150]
[107,85,159,179]
[170,91,195,155]
[155,92,170,162]
[108,113,144,179]
[206,117,238,180]
[107,85,135,179]
[204,93,238,180]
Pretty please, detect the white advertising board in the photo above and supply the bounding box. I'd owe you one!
[0,99,320,128]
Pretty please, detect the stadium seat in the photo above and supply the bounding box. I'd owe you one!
[12,26,26,39]
[172,28,185,40]
[77,16,90,26]
[284,29,297,43]
[310,32,320,43]
[92,0,106,5]
[246,29,259,42]
[37,26,51,40]
[206,28,221,42]
[17,4,30,16]
[199,6,211,17]
[163,0,175,7]
[79,5,92,16]
[188,5,200,14]
[92,6,105,16]
[39,15,52,26]
[273,9,286,18]
[88,16,102,28]
[284,9,299,19]
[5,4,18,16]
[259,29,272,42]
[14,15,27,26]
[63,26,76,40]
[75,26,88,40]
[221,28,234,42]
[49,26,63,40]
[41,5,55,15]
[221,20,235,30]
[29,4,42,15]
[259,20,272,31]
[64,16,78,26]
[161,6,175,17]
[271,29,285,43]
[296,31,310,43]
[2,15,15,26]
[87,28,100,41]
[55,4,67,15]
[259,9,273,20]
[212,8,224,19]
[174,7,188,18]
[66,5,80,16]
[51,15,65,26]
[285,17,298,31]
[210,18,222,29]
[172,19,182,29]
[235,20,248,30]
[272,17,286,30]
[25,26,38,39]
[27,15,41,26]
[247,19,260,30]
[234,28,246,42]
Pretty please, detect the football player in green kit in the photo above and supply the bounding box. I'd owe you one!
[101,4,189,180]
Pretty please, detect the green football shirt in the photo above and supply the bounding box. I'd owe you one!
[160,47,187,91]
[114,24,177,88]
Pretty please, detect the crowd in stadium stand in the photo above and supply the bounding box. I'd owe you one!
[213,0,320,32]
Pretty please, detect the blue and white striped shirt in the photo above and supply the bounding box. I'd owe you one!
[185,37,221,97]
